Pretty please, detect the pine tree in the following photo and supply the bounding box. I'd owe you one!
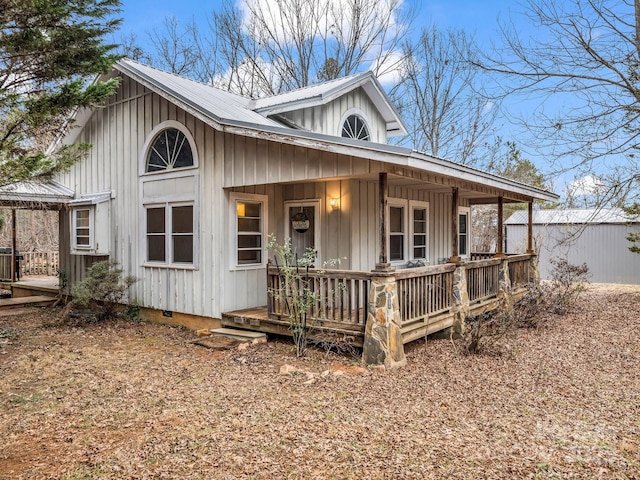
[0,0,122,187]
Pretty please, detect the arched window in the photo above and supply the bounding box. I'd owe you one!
[341,114,370,141]
[146,128,194,173]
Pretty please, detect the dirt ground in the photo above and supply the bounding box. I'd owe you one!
[1,284,639,479]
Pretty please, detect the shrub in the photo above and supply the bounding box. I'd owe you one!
[515,258,590,328]
[455,303,517,356]
[70,260,137,322]
[268,237,319,357]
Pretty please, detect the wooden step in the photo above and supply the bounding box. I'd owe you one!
[0,295,56,310]
[210,327,267,343]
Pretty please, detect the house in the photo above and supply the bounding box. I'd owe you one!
[505,208,640,284]
[1,59,558,366]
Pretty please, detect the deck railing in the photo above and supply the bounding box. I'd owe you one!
[507,254,531,289]
[465,258,501,303]
[395,264,456,326]
[266,254,534,337]
[0,254,11,281]
[267,266,370,330]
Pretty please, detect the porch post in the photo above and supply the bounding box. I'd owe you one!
[376,172,391,271]
[362,271,406,369]
[11,209,17,282]
[449,187,460,263]
[495,196,505,257]
[526,201,534,254]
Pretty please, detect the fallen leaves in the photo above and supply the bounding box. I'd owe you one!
[0,284,639,479]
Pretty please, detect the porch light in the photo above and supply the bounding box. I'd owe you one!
[237,202,245,217]
[330,197,340,211]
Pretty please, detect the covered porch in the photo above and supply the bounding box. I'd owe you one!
[223,157,549,366]
[0,181,71,299]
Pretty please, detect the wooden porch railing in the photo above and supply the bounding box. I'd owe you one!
[266,254,534,338]
[0,254,11,281]
[465,258,501,303]
[0,251,59,281]
[267,266,370,330]
[507,254,531,289]
[395,264,456,326]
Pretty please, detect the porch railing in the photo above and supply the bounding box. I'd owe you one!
[507,254,531,289]
[465,258,500,303]
[266,254,534,338]
[395,264,456,326]
[267,266,370,330]
[0,251,59,281]
[0,254,11,281]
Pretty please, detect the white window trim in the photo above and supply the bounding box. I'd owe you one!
[409,200,430,262]
[72,207,94,250]
[458,206,471,258]
[387,198,408,265]
[139,120,199,177]
[143,201,199,269]
[284,199,322,264]
[230,192,268,270]
[338,108,374,142]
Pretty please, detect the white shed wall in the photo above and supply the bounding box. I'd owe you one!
[506,223,640,284]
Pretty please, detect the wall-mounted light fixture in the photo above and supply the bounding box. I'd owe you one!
[329,197,340,211]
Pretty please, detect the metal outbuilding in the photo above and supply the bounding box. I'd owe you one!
[505,208,640,284]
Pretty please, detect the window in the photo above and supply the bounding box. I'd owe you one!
[146,204,194,264]
[341,114,371,141]
[458,207,470,257]
[73,208,93,249]
[146,128,194,173]
[410,201,429,260]
[232,193,267,268]
[389,205,405,262]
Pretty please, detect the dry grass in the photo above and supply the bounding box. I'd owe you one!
[1,284,639,479]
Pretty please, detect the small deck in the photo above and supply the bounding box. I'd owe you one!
[0,276,59,312]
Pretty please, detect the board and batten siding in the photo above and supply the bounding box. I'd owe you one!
[58,73,231,318]
[506,223,640,284]
[279,86,388,143]
[351,181,457,271]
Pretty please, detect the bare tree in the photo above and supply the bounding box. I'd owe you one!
[476,0,640,203]
[393,26,499,167]
[146,0,413,97]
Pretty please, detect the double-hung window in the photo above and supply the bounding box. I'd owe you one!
[458,207,470,257]
[231,193,267,268]
[146,203,194,265]
[410,201,429,261]
[389,204,405,262]
[73,208,93,249]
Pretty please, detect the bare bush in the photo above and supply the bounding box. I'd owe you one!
[455,303,517,356]
[515,258,590,328]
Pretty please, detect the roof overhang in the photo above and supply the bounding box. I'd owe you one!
[0,181,75,208]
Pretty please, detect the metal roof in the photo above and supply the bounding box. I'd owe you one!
[251,71,408,136]
[505,208,639,225]
[0,180,74,206]
[116,60,283,129]
[57,60,558,203]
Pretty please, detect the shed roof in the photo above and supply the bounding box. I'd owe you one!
[505,208,639,225]
[0,180,74,207]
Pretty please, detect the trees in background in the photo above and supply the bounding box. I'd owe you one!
[476,0,640,208]
[0,0,121,187]
[393,26,499,167]
[145,0,413,98]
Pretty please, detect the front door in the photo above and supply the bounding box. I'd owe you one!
[285,201,320,265]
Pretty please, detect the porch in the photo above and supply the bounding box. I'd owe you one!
[222,252,535,347]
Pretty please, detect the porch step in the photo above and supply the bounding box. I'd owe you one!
[0,295,57,310]
[210,327,267,343]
